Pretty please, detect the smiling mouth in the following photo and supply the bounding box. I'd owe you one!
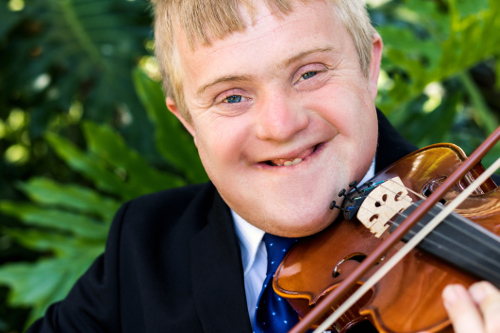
[265,144,321,167]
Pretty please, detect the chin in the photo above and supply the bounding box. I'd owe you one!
[264,208,339,238]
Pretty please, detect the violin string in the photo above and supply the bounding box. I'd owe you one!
[356,180,425,217]
[354,181,500,274]
[313,156,500,333]
[402,222,500,272]
[398,184,426,200]
[398,208,500,254]
[361,207,500,274]
[357,192,500,272]
[360,202,500,268]
[353,179,500,270]
[365,178,426,199]
[401,226,500,277]
[361,182,500,256]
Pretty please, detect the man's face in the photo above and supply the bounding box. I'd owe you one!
[167,0,382,237]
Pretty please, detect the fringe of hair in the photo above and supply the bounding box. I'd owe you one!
[153,0,375,122]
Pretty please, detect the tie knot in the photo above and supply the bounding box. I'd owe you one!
[263,233,297,275]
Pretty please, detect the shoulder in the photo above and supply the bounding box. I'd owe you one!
[375,109,418,172]
[122,182,215,221]
[108,182,220,250]
[492,173,500,184]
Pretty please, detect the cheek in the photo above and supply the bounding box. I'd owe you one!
[307,81,378,170]
[306,84,371,133]
[194,120,249,176]
[195,134,227,175]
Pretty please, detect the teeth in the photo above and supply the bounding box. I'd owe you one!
[279,158,302,167]
[268,145,315,167]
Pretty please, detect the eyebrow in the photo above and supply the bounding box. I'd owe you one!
[277,46,338,70]
[197,75,254,97]
[196,46,338,96]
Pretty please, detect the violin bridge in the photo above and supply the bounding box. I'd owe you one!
[357,177,412,238]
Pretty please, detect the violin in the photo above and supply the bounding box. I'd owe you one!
[273,139,500,333]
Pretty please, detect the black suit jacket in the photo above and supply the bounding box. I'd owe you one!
[27,111,417,333]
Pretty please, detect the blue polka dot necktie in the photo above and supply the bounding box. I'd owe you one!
[254,233,299,333]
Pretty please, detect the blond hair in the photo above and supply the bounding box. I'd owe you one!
[153,0,376,122]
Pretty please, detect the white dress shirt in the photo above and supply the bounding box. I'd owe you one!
[231,159,376,327]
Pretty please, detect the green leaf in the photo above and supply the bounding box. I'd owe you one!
[458,71,499,133]
[45,132,137,200]
[0,4,22,41]
[404,0,451,38]
[132,69,208,183]
[3,227,104,258]
[496,56,500,90]
[17,177,120,221]
[82,121,186,194]
[0,201,109,240]
[453,0,490,19]
[481,143,500,171]
[0,251,102,328]
[379,26,442,73]
[0,0,156,151]
[378,0,500,115]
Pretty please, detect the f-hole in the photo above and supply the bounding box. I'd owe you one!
[423,188,447,205]
[332,254,367,278]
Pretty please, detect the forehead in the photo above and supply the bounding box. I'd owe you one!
[173,1,347,99]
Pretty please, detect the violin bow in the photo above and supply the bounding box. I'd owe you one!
[289,126,500,333]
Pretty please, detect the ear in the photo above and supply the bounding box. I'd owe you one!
[368,33,383,100]
[166,97,197,141]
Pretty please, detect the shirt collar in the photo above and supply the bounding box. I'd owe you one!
[231,210,265,276]
[360,157,376,187]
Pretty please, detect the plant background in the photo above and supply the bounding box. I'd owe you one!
[0,0,499,331]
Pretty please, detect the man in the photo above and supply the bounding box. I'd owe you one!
[27,0,500,332]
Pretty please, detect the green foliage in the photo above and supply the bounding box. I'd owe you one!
[0,0,155,151]
[371,0,500,167]
[0,246,104,325]
[0,2,21,40]
[0,69,206,328]
[377,0,500,112]
[0,191,110,329]
[17,178,120,221]
[0,202,109,240]
[133,69,208,183]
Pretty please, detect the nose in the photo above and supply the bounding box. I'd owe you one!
[255,91,309,142]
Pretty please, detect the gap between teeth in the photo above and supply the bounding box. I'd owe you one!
[276,158,302,166]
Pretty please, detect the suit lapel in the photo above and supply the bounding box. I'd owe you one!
[375,109,418,172]
[190,191,253,333]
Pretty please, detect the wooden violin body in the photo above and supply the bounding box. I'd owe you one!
[274,143,500,333]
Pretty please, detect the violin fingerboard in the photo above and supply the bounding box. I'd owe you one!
[391,200,500,288]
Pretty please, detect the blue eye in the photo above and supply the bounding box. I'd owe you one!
[224,95,242,103]
[301,71,317,80]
